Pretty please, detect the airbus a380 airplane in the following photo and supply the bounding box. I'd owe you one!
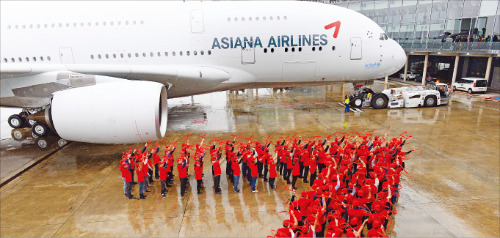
[0,1,406,144]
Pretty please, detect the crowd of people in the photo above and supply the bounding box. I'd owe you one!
[119,131,416,237]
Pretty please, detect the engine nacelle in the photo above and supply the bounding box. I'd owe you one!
[50,81,167,144]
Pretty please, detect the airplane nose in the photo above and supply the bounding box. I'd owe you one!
[394,41,407,69]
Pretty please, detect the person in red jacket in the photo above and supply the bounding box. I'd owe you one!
[177,156,188,196]
[232,155,241,192]
[136,161,146,199]
[121,161,134,199]
[152,148,160,180]
[291,158,301,190]
[268,154,277,190]
[159,160,169,198]
[212,155,224,194]
[249,156,259,192]
[194,155,204,195]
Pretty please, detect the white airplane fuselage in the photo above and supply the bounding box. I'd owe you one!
[1,1,405,99]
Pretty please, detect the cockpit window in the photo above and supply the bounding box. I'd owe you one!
[384,33,388,40]
[380,33,389,40]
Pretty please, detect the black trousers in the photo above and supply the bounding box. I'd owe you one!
[160,180,167,195]
[130,168,135,182]
[309,172,317,187]
[155,164,159,179]
[263,166,268,181]
[292,175,298,189]
[148,169,154,183]
[299,162,304,178]
[285,168,292,184]
[197,179,202,193]
[269,177,276,189]
[303,166,309,182]
[278,162,284,175]
[180,177,188,196]
[214,175,221,192]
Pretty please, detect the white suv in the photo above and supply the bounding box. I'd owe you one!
[452,77,488,94]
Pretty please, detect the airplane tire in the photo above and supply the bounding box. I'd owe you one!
[32,122,49,137]
[468,88,472,94]
[8,115,24,129]
[57,139,68,147]
[424,95,437,107]
[350,96,363,108]
[11,129,25,141]
[452,86,456,92]
[371,94,388,109]
[37,138,48,149]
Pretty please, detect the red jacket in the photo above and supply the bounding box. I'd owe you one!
[250,162,258,177]
[159,165,168,180]
[177,164,187,178]
[269,163,277,178]
[121,164,132,182]
[153,153,160,164]
[292,161,300,176]
[213,160,222,176]
[195,165,203,180]
[232,160,241,176]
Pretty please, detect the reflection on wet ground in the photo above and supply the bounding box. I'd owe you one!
[0,81,499,237]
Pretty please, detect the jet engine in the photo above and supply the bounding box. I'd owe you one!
[48,81,167,144]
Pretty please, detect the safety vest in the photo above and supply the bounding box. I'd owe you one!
[345,98,350,104]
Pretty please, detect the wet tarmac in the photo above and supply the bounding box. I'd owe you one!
[0,81,499,237]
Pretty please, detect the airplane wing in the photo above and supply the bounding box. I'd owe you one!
[1,64,231,107]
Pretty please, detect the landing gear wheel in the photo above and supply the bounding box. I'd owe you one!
[452,86,456,92]
[37,138,48,149]
[28,119,36,127]
[32,122,49,137]
[371,94,388,109]
[57,139,67,147]
[31,132,39,139]
[350,96,363,108]
[11,129,25,141]
[468,88,472,94]
[8,115,24,129]
[424,96,437,107]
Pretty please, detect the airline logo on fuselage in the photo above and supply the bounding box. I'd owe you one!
[211,34,328,50]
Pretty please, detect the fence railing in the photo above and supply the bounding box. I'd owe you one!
[399,41,500,54]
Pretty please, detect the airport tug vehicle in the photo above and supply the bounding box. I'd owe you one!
[349,83,451,109]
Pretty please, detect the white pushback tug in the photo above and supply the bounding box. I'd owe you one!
[349,83,452,109]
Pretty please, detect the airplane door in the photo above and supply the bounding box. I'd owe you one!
[241,47,255,64]
[350,37,362,60]
[59,47,75,64]
[191,10,204,33]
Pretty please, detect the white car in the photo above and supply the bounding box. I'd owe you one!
[452,77,488,94]
[399,72,417,80]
